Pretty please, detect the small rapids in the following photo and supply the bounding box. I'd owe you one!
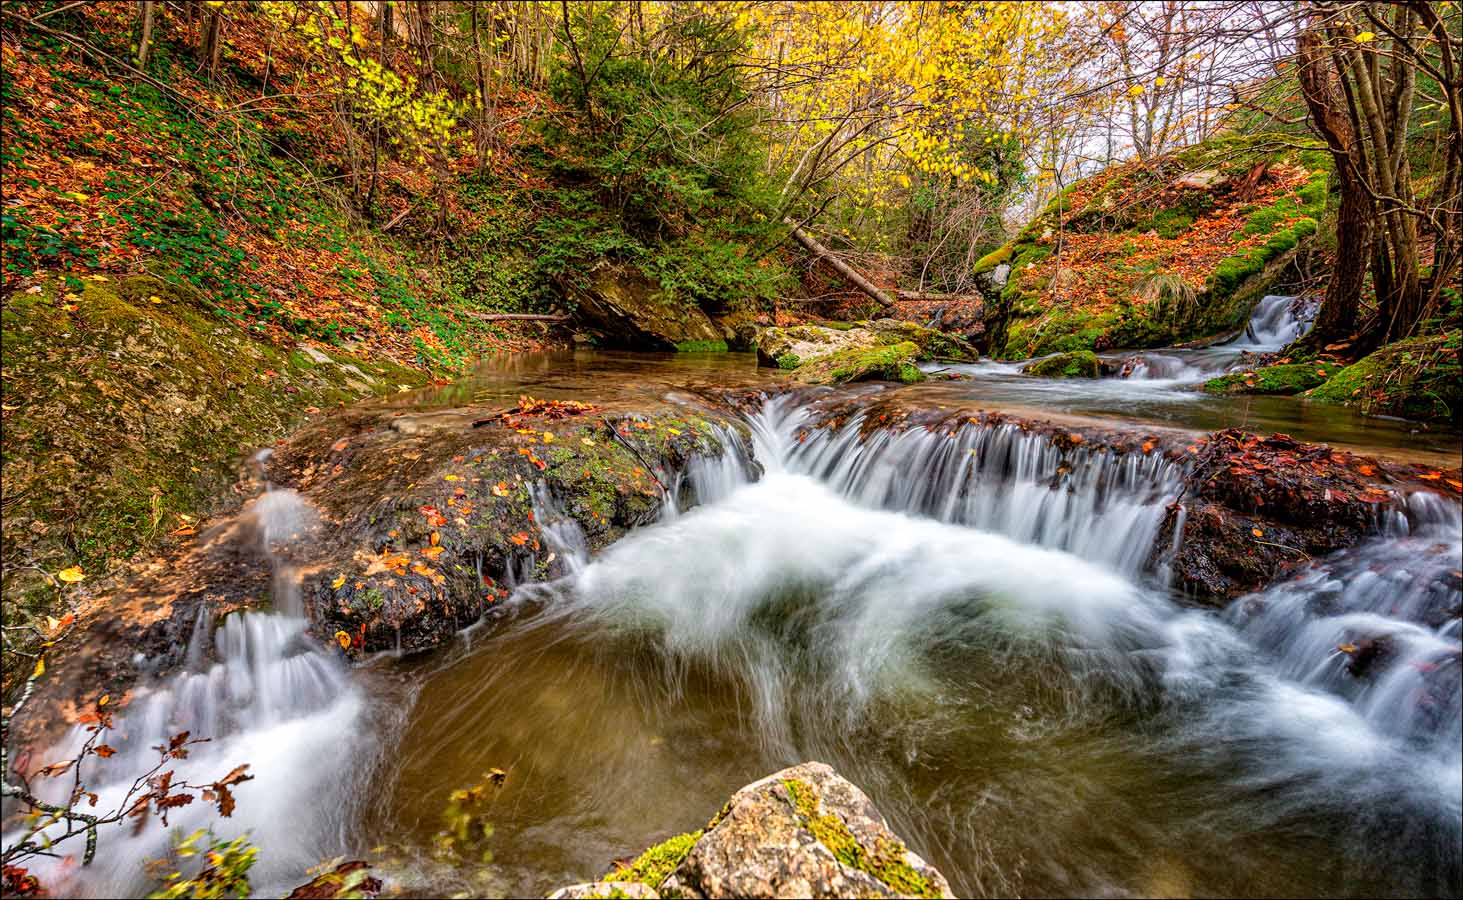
[5,484,388,898]
[1121,294,1318,384]
[9,391,1459,898]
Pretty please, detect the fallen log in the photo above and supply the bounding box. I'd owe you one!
[464,312,570,322]
[783,217,895,309]
[895,290,982,302]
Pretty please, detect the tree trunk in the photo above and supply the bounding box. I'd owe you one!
[202,9,223,76]
[136,0,155,69]
[1296,23,1367,349]
[783,218,895,309]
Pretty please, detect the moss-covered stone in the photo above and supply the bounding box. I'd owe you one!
[1306,332,1462,421]
[1202,361,1342,395]
[794,341,927,385]
[782,779,942,900]
[673,339,729,353]
[604,831,703,888]
[1022,350,1101,378]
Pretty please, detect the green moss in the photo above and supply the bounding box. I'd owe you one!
[1306,332,1462,421]
[775,352,801,370]
[604,830,702,888]
[1202,361,1341,395]
[795,341,926,385]
[781,779,940,899]
[971,243,1014,276]
[673,339,728,353]
[1022,350,1100,378]
[0,274,425,635]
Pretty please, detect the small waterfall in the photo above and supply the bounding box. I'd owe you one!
[1229,496,1462,767]
[747,396,1186,576]
[10,486,379,898]
[1231,294,1317,350]
[1120,294,1318,383]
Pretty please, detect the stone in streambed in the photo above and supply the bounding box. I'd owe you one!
[793,341,927,385]
[581,761,954,900]
[1022,350,1101,378]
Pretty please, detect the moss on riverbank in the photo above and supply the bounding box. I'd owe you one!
[980,134,1330,359]
[1203,361,1342,395]
[1305,331,1462,421]
[0,274,424,635]
[1023,350,1101,378]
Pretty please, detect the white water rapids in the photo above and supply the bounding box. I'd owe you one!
[8,393,1460,897]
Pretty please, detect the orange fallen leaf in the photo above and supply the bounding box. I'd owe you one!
[334,630,352,650]
[1251,528,1264,537]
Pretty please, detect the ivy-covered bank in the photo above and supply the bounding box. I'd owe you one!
[972,134,1329,359]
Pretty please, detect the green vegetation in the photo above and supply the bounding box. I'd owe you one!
[1203,361,1342,395]
[783,779,941,900]
[1023,350,1101,378]
[795,341,927,385]
[604,830,703,888]
[0,275,422,620]
[1306,332,1462,421]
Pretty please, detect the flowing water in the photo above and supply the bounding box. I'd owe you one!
[9,295,1462,898]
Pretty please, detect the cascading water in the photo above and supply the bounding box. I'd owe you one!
[386,396,1460,897]
[6,482,384,898]
[11,392,1459,898]
[1122,293,1318,383]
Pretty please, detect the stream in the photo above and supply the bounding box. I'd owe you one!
[11,297,1462,898]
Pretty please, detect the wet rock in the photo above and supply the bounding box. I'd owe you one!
[548,882,660,899]
[756,320,977,373]
[793,341,926,386]
[1022,350,1100,378]
[656,762,953,899]
[756,323,877,370]
[1157,428,1459,605]
[561,262,725,350]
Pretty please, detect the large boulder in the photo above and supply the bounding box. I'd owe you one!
[576,762,954,900]
[562,262,727,351]
[1022,350,1100,378]
[756,320,977,375]
[793,342,926,386]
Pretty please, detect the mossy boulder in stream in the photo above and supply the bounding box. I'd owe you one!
[758,319,975,383]
[1023,350,1101,378]
[552,761,953,899]
[1203,361,1342,395]
[561,262,726,351]
[794,341,927,386]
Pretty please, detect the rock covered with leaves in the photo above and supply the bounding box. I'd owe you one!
[551,762,953,900]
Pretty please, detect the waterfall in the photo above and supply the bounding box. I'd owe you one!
[739,396,1187,576]
[1231,294,1318,350]
[7,486,382,898]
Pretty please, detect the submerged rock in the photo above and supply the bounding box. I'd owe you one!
[567,762,953,900]
[1022,350,1100,378]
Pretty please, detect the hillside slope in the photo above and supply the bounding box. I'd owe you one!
[974,134,1330,358]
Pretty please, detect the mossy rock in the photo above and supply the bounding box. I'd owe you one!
[1203,361,1342,395]
[794,341,927,385]
[0,274,425,631]
[1022,350,1101,378]
[1305,332,1462,421]
[868,319,978,362]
